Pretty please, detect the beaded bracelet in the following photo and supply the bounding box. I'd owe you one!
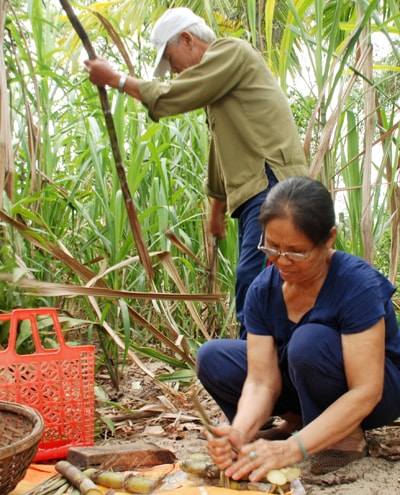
[118,74,128,93]
[292,431,309,460]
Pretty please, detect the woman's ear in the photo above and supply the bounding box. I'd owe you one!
[328,226,337,248]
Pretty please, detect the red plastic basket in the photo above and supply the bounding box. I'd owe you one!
[0,308,95,461]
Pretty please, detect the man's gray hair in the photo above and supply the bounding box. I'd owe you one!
[168,22,216,45]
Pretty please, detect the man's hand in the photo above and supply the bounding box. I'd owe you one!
[209,198,227,239]
[84,57,120,89]
[84,58,143,101]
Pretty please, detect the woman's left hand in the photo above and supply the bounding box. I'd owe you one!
[224,438,295,482]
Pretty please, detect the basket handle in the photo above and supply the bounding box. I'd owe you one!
[0,308,67,352]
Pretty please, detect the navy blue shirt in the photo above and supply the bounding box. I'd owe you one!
[244,251,400,367]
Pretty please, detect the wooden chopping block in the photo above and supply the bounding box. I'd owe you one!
[67,441,176,471]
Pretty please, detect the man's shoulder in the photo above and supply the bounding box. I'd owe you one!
[208,37,263,67]
[211,37,252,52]
[214,36,248,45]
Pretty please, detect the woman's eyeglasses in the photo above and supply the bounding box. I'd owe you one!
[257,235,314,262]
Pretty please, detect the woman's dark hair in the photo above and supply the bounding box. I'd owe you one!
[259,176,336,245]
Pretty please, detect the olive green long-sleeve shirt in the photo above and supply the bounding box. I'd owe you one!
[138,37,308,215]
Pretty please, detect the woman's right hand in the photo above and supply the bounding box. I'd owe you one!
[205,424,244,470]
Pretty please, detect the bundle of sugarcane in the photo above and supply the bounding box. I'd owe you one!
[20,460,171,495]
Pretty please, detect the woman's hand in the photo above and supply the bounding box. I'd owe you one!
[224,438,299,482]
[206,423,302,483]
[204,424,244,471]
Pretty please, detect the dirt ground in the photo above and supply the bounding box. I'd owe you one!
[95,361,400,495]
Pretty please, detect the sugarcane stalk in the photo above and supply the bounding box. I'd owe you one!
[53,482,72,495]
[58,0,154,281]
[192,394,239,455]
[20,474,70,495]
[208,235,219,293]
[192,394,236,488]
[55,461,103,495]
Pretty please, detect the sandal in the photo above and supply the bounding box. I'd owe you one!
[311,426,368,474]
[310,444,367,474]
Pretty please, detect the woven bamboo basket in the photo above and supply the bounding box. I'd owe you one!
[0,401,44,495]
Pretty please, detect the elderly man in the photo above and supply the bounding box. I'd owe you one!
[84,7,309,338]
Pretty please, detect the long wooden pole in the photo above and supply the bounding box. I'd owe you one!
[59,0,154,280]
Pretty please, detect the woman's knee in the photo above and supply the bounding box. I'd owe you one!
[196,340,221,379]
[196,339,247,390]
[288,325,347,419]
[288,324,343,371]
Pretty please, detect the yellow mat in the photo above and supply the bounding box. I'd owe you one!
[10,464,57,495]
[11,463,300,495]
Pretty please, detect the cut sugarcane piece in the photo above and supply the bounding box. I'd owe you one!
[266,469,288,486]
[281,466,302,482]
[89,470,126,489]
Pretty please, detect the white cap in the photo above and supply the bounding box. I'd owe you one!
[150,8,205,77]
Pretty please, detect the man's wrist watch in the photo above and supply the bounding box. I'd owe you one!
[118,74,128,93]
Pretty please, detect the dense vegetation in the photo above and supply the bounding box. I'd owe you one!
[1,0,399,392]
